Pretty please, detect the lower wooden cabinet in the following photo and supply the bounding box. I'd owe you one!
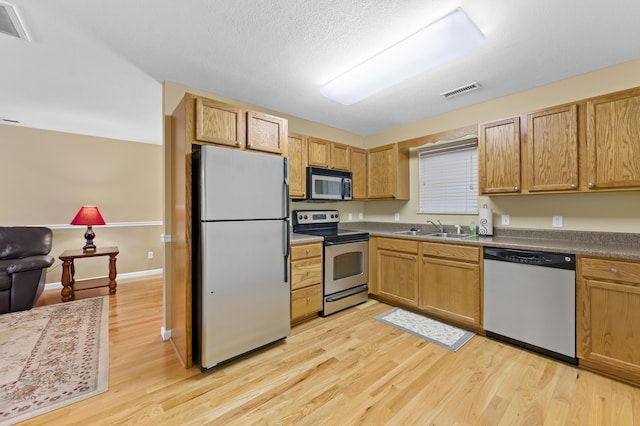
[577,256,640,386]
[372,238,419,307]
[420,242,482,330]
[290,242,323,324]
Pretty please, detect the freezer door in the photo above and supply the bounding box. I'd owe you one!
[200,145,288,220]
[199,220,290,369]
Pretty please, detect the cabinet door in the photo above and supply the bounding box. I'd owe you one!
[420,257,481,327]
[350,147,367,199]
[367,144,406,199]
[376,246,419,306]
[308,137,331,168]
[247,111,287,155]
[287,133,308,199]
[195,98,246,148]
[578,277,640,375]
[478,117,521,194]
[527,104,579,192]
[586,88,640,190]
[331,143,351,171]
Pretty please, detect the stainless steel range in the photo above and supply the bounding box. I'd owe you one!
[292,210,369,316]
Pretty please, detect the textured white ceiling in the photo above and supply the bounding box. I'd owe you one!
[1,0,640,144]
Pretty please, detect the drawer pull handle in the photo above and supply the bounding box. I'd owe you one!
[611,267,618,273]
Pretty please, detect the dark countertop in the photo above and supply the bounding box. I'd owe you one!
[338,222,640,261]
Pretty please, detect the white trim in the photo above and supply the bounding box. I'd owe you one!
[44,268,162,290]
[41,221,162,230]
[160,327,172,341]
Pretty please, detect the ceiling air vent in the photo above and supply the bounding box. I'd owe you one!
[440,82,480,99]
[0,1,30,41]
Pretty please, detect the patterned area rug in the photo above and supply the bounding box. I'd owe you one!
[375,308,474,352]
[0,297,109,425]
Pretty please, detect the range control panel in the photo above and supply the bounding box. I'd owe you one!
[293,210,339,225]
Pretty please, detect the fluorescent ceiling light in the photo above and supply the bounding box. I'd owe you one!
[320,8,485,105]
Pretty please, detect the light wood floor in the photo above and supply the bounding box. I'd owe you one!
[25,276,640,425]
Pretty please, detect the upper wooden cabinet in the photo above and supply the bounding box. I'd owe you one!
[195,97,246,148]
[307,137,331,168]
[478,117,521,194]
[367,143,409,200]
[307,137,351,170]
[191,94,287,155]
[586,87,640,190]
[247,111,287,155]
[286,133,308,199]
[526,104,579,192]
[350,147,367,199]
[331,142,351,171]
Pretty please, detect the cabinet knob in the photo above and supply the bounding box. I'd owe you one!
[306,249,310,255]
[570,183,577,189]
[306,297,311,303]
[513,186,520,192]
[588,182,596,188]
[611,267,618,273]
[236,141,241,147]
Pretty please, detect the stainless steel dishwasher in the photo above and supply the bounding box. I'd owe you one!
[483,247,577,364]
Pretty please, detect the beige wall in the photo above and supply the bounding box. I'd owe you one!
[363,58,640,233]
[0,124,163,283]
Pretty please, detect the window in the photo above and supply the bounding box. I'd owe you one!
[418,139,478,214]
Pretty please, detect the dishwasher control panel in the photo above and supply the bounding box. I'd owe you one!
[484,248,575,270]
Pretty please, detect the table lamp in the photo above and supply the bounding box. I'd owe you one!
[70,205,106,251]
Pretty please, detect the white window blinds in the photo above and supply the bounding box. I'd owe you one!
[418,139,478,214]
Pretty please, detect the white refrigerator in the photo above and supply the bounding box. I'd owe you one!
[193,144,290,370]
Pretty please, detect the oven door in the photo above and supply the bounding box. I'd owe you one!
[324,240,369,295]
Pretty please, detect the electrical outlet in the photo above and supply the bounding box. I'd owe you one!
[553,215,563,227]
[358,212,363,220]
[394,213,400,221]
[147,251,154,259]
[501,214,510,225]
[347,213,353,221]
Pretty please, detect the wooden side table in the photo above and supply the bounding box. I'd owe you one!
[59,246,119,302]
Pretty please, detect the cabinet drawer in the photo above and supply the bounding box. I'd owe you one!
[291,284,322,320]
[291,258,322,290]
[291,243,323,261]
[422,242,480,263]
[580,257,640,284]
[377,237,418,254]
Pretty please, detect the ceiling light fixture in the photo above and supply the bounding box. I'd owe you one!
[0,1,30,41]
[320,8,485,105]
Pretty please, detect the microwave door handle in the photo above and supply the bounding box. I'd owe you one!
[341,178,345,199]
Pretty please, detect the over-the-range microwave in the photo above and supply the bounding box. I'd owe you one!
[306,167,352,201]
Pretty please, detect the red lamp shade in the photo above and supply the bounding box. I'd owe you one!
[70,206,106,226]
[70,206,106,251]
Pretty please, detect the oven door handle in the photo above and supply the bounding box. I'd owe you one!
[324,237,369,245]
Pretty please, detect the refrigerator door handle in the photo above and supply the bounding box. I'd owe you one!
[283,158,290,219]
[283,219,290,283]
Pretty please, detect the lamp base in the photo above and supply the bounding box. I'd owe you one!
[83,225,97,251]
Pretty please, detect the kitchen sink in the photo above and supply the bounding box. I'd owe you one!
[426,232,473,239]
[393,229,422,235]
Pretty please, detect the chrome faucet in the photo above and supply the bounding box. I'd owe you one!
[427,219,444,233]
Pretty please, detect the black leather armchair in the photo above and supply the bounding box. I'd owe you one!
[0,227,54,314]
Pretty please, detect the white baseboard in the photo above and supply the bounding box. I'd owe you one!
[160,326,172,341]
[44,268,163,290]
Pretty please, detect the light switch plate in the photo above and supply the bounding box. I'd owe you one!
[553,215,563,227]
[358,212,363,220]
[394,213,400,221]
[348,213,353,221]
[501,214,510,225]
